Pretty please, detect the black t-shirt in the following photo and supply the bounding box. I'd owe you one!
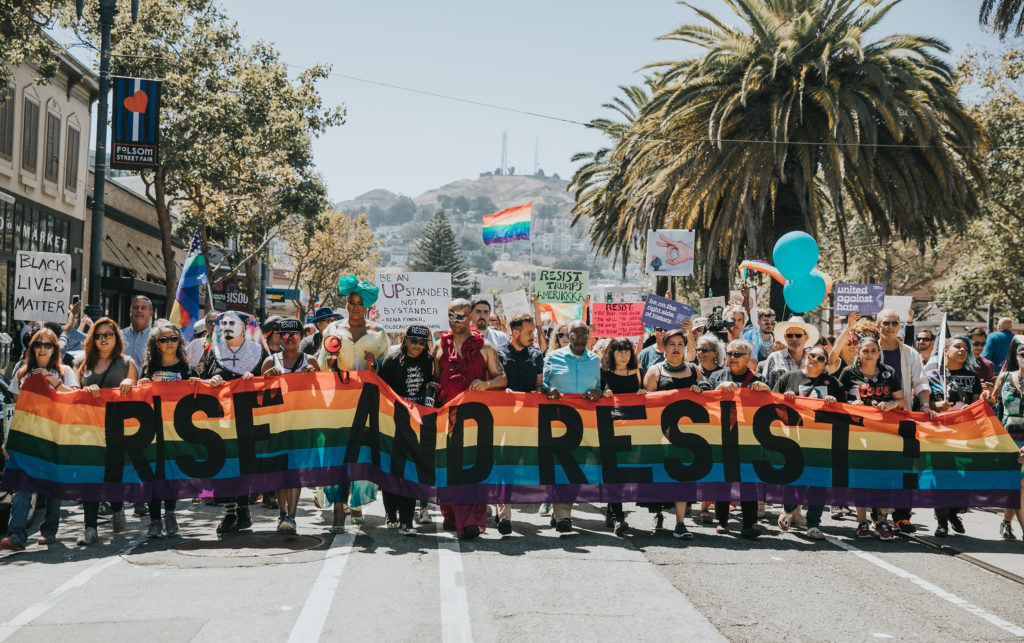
[143,359,197,382]
[378,352,433,405]
[838,364,898,404]
[930,366,982,409]
[773,369,847,402]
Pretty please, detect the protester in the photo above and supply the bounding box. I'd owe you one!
[299,306,342,356]
[545,321,570,357]
[121,294,154,369]
[262,315,284,354]
[993,342,1024,540]
[638,326,668,371]
[377,324,436,536]
[641,329,703,539]
[983,317,1017,372]
[187,311,218,367]
[435,299,507,539]
[773,344,846,540]
[838,336,903,541]
[915,329,937,367]
[967,327,996,385]
[470,298,509,350]
[76,317,138,545]
[0,328,79,551]
[200,311,268,534]
[740,308,776,362]
[722,305,748,344]
[762,316,819,390]
[693,334,725,379]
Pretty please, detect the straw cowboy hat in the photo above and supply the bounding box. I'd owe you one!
[773,316,820,348]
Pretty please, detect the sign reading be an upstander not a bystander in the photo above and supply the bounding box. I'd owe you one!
[14,251,72,323]
[375,269,452,333]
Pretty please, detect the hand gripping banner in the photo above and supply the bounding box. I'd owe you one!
[2,372,1020,507]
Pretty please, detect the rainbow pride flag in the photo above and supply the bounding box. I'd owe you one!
[168,228,208,341]
[482,202,532,245]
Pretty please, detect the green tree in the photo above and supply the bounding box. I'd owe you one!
[408,210,472,298]
[980,0,1024,38]
[385,196,417,225]
[0,1,59,88]
[570,0,985,313]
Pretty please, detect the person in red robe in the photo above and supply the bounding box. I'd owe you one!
[433,299,507,539]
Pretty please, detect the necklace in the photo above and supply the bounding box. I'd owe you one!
[663,360,688,373]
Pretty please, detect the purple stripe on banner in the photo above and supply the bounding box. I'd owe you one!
[4,466,1018,509]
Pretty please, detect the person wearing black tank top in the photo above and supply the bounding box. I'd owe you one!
[261,318,317,535]
[599,338,645,536]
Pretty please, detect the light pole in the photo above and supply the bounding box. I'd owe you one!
[75,0,140,319]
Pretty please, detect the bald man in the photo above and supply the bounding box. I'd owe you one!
[983,317,1017,372]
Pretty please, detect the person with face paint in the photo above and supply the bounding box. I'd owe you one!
[377,324,436,535]
[261,317,317,534]
[200,311,269,534]
[434,298,507,539]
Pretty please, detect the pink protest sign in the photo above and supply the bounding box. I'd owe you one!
[591,302,645,337]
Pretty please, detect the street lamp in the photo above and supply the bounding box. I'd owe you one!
[74,0,140,318]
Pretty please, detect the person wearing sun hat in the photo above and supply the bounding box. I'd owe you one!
[299,306,343,356]
[761,316,820,390]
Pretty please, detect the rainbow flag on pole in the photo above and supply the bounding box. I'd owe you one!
[168,228,209,341]
[482,202,532,245]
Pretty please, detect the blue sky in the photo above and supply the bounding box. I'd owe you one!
[72,1,1010,202]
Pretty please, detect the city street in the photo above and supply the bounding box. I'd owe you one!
[0,492,1022,641]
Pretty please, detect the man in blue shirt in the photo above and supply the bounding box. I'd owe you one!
[541,320,601,534]
[983,318,1017,372]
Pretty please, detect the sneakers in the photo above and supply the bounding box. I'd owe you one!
[777,512,792,532]
[555,518,573,533]
[538,503,552,517]
[38,533,56,545]
[415,506,432,524]
[0,536,26,551]
[935,525,948,537]
[876,521,896,541]
[949,514,965,534]
[673,523,694,540]
[806,527,826,540]
[460,525,481,540]
[235,507,253,531]
[831,506,849,520]
[894,519,916,534]
[385,518,400,529]
[497,518,512,536]
[793,513,807,529]
[146,520,163,538]
[278,515,297,535]
[855,522,873,538]
[132,502,147,517]
[1000,520,1017,541]
[78,527,98,545]
[217,514,238,534]
[740,525,761,539]
[398,523,416,536]
[111,510,127,533]
[165,513,179,535]
[613,519,629,536]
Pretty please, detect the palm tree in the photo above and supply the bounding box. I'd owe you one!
[980,0,1024,38]
[570,0,985,313]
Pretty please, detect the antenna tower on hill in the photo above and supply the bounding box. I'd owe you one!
[500,131,508,175]
[534,137,540,174]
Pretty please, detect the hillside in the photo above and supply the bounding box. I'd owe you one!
[414,174,572,211]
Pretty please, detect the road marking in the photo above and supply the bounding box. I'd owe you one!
[827,536,1024,638]
[287,531,355,643]
[435,523,473,643]
[0,534,146,642]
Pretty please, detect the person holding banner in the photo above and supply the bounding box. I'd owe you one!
[994,342,1024,541]
[75,318,138,545]
[0,328,79,551]
[599,337,646,536]
[641,329,704,540]
[435,299,507,540]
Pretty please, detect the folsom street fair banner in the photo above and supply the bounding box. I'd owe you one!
[2,372,1020,507]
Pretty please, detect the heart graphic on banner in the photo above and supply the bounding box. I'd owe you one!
[123,90,148,113]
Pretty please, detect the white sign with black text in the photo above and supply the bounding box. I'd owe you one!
[14,250,72,323]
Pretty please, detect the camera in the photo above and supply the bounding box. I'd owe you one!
[705,305,735,333]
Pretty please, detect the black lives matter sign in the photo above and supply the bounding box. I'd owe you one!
[14,251,72,323]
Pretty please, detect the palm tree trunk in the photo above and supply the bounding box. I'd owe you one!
[769,180,810,318]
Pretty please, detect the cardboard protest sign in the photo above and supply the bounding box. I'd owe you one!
[698,296,726,318]
[376,269,452,332]
[534,269,588,305]
[591,302,645,337]
[14,251,72,323]
[499,290,531,319]
[835,283,886,315]
[641,295,693,329]
[646,229,695,276]
[883,296,913,321]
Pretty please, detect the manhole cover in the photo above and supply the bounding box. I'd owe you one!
[173,533,324,558]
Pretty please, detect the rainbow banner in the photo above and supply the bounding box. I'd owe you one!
[482,202,532,245]
[2,372,1020,507]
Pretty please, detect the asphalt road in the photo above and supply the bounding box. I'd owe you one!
[0,493,1022,641]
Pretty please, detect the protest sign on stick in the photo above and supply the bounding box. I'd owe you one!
[534,269,588,305]
[14,251,72,323]
[835,283,886,315]
[645,229,695,276]
[698,296,726,318]
[376,269,452,332]
[499,290,531,319]
[591,302,645,337]
[641,295,693,329]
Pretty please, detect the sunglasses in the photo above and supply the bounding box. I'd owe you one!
[880,321,900,327]
[726,351,747,358]
[807,354,827,363]
[280,332,301,339]
[407,337,428,346]
[32,342,54,350]
[654,327,667,333]
[972,341,984,347]
[915,336,933,342]
[156,336,179,344]
[448,312,468,323]
[695,347,715,354]
[556,332,568,338]
[785,333,805,339]
[94,331,116,341]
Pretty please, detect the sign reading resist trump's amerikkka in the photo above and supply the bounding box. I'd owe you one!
[13,251,72,323]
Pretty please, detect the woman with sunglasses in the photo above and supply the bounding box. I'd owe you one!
[773,345,846,540]
[377,324,435,536]
[641,329,704,540]
[545,322,571,357]
[0,328,79,551]
[261,318,317,535]
[75,317,138,545]
[598,337,646,535]
[137,320,199,538]
[838,336,904,541]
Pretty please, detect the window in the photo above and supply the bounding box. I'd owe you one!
[64,126,80,189]
[21,97,39,172]
[0,85,13,160]
[44,112,60,182]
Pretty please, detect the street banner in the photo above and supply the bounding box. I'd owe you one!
[499,290,531,319]
[13,250,72,323]
[641,295,693,329]
[376,270,452,332]
[699,296,726,318]
[111,76,161,171]
[534,269,588,305]
[646,229,695,276]
[591,302,645,337]
[3,373,1019,507]
[835,283,886,315]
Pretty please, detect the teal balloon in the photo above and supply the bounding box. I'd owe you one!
[783,271,827,313]
[773,231,820,281]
